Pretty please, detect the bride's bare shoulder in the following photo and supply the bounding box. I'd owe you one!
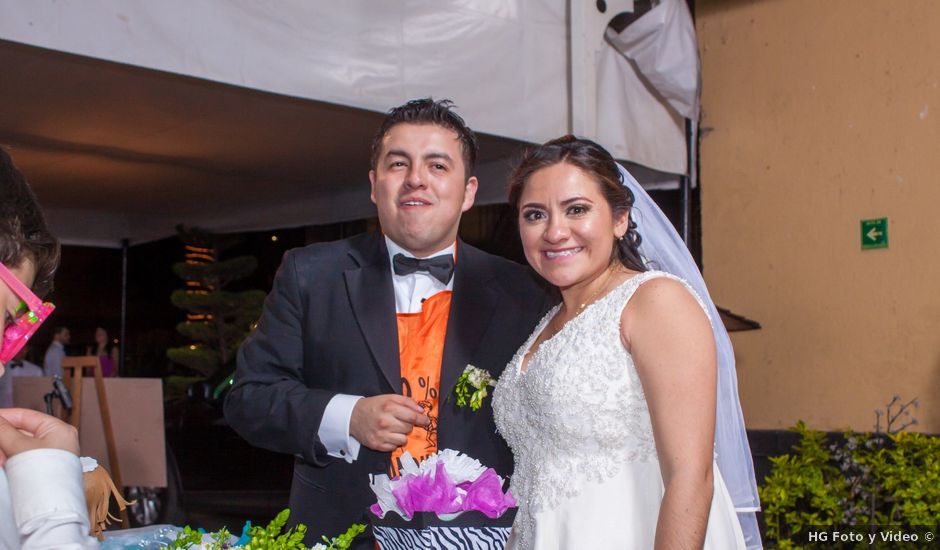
[620,274,710,348]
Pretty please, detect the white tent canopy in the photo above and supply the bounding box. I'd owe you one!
[0,0,697,246]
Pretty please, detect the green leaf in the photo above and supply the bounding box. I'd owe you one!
[168,525,203,549]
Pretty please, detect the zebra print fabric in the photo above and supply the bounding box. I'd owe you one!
[373,525,512,549]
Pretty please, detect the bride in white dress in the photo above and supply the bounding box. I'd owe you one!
[493,136,759,549]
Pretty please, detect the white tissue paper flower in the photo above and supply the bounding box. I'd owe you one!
[421,449,487,484]
[397,451,422,477]
[369,472,405,518]
[80,456,98,473]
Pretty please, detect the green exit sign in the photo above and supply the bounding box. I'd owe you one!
[861,218,888,250]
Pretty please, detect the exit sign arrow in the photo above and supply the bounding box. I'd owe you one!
[861,218,888,250]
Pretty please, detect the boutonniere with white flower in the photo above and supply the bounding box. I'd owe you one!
[454,364,496,411]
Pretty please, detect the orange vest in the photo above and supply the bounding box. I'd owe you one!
[390,290,452,473]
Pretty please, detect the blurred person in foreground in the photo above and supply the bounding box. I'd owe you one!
[0,146,98,549]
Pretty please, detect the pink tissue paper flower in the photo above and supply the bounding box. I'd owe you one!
[392,461,462,518]
[461,468,516,518]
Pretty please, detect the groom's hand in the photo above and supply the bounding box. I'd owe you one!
[349,395,430,452]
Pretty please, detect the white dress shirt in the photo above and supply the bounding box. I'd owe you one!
[316,237,455,463]
[42,342,65,379]
[7,361,43,378]
[0,448,98,549]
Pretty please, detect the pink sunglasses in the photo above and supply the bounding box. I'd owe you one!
[0,262,55,363]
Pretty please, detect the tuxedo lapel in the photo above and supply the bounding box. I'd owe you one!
[344,236,400,391]
[440,243,499,400]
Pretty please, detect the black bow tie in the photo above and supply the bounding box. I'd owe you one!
[392,253,455,285]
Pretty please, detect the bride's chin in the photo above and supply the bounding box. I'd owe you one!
[538,272,577,289]
[532,259,599,288]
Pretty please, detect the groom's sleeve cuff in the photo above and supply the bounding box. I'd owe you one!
[318,393,364,463]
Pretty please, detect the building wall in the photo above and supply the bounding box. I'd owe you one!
[696,0,940,432]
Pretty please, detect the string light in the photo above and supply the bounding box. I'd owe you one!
[183,241,215,322]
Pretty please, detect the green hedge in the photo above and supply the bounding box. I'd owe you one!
[760,417,940,549]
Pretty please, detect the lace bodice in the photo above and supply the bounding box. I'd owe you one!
[493,271,707,548]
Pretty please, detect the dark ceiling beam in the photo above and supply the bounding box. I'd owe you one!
[0,130,243,176]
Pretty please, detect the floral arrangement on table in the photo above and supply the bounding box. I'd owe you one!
[163,508,365,550]
[368,449,517,550]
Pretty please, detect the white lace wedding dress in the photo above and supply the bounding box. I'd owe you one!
[493,271,746,549]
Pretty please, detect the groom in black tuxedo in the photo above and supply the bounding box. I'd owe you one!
[224,99,550,547]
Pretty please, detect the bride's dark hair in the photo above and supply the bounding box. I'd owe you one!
[508,135,646,273]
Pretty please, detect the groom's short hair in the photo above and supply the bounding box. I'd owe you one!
[370,98,479,179]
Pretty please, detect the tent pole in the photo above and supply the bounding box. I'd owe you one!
[681,175,691,245]
[681,118,693,245]
[120,238,128,375]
